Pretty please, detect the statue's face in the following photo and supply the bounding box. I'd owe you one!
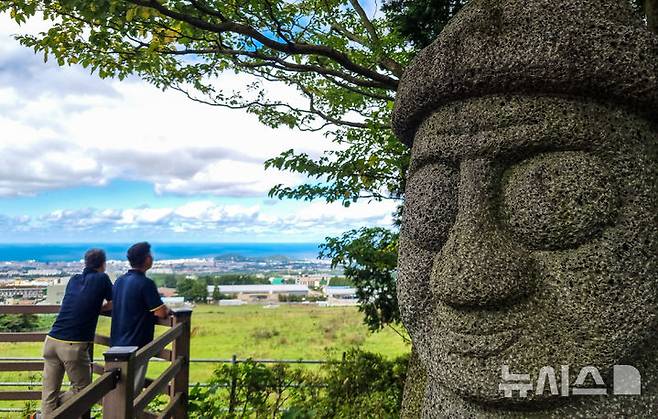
[398,96,658,405]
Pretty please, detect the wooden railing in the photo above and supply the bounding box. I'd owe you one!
[0,305,61,404]
[0,305,192,418]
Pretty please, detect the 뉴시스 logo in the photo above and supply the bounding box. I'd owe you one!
[499,364,641,398]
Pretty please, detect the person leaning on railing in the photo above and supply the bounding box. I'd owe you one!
[38,248,113,418]
[110,242,168,394]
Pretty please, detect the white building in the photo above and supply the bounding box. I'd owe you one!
[208,284,309,303]
[323,286,359,306]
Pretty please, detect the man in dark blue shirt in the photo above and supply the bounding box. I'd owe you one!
[41,248,112,416]
[111,242,167,393]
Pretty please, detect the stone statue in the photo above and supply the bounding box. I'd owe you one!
[392,0,657,417]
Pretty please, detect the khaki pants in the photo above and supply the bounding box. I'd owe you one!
[41,336,92,417]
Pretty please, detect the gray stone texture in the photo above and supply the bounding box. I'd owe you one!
[392,0,658,147]
[393,1,658,417]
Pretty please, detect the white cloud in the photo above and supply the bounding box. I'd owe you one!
[0,16,398,243]
[15,200,396,240]
[0,17,333,198]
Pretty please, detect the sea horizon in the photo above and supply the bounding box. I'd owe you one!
[0,242,323,263]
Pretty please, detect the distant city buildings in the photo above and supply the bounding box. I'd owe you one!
[0,256,349,307]
[294,274,330,288]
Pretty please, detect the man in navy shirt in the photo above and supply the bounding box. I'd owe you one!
[111,242,167,393]
[41,248,112,416]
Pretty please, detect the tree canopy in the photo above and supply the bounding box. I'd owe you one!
[320,227,401,332]
[177,277,209,302]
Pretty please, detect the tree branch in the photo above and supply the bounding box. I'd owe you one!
[169,84,367,130]
[189,0,226,21]
[127,0,399,89]
[157,43,392,91]
[347,0,404,77]
[348,0,380,43]
[297,84,388,129]
[387,323,411,344]
[262,0,293,44]
[330,23,369,47]
[320,74,395,102]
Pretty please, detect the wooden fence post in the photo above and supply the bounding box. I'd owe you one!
[170,308,192,418]
[102,346,138,419]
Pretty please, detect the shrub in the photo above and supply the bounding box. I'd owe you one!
[291,349,408,418]
[189,360,310,418]
[188,349,409,418]
[251,328,280,340]
[0,314,40,332]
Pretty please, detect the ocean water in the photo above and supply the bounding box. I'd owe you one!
[0,243,322,262]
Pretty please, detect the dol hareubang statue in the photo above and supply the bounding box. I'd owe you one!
[392,0,658,417]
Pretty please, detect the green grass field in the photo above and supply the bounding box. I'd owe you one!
[0,304,409,415]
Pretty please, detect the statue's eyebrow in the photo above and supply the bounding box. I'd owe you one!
[410,118,595,167]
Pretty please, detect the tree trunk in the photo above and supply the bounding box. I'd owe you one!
[647,0,658,35]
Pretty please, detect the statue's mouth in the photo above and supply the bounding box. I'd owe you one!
[444,329,519,357]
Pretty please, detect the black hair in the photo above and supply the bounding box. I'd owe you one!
[127,242,152,268]
[84,248,106,270]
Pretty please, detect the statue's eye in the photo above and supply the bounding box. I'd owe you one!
[501,151,617,250]
[403,162,459,251]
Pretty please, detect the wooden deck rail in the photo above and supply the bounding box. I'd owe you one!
[0,305,192,418]
[102,308,192,418]
[51,370,119,419]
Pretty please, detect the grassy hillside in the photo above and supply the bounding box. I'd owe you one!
[0,304,409,411]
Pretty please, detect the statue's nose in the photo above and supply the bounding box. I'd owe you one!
[431,159,536,308]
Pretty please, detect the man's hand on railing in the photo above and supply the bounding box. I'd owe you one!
[153,304,169,319]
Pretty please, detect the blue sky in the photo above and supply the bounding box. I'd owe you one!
[0,16,396,243]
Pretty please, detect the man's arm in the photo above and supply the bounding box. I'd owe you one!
[144,278,168,319]
[152,304,169,319]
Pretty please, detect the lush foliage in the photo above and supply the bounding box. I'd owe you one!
[383,0,655,48]
[0,1,416,306]
[383,0,466,48]
[188,349,409,418]
[177,277,209,302]
[0,314,40,332]
[212,274,270,286]
[152,273,270,288]
[211,285,226,301]
[633,0,658,33]
[320,227,399,332]
[151,273,179,288]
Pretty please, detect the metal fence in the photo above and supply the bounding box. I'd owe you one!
[0,355,334,385]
